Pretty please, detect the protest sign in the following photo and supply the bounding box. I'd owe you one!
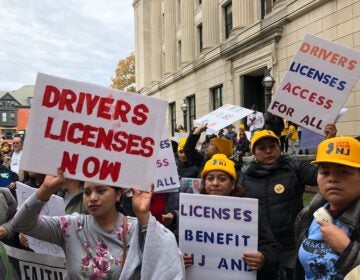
[179,193,258,280]
[154,124,180,192]
[194,104,253,135]
[20,73,167,191]
[180,177,202,194]
[0,242,67,279]
[16,182,65,257]
[268,34,360,136]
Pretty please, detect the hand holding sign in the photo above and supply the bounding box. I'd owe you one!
[131,184,154,226]
[37,168,65,202]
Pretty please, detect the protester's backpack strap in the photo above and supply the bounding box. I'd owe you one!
[121,215,128,272]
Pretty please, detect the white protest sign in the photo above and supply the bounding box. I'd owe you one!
[180,178,202,194]
[16,182,65,257]
[268,34,360,136]
[1,242,67,279]
[154,124,180,192]
[20,73,167,191]
[194,104,253,135]
[179,193,258,280]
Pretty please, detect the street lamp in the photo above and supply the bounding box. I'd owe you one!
[262,71,275,129]
[180,99,189,132]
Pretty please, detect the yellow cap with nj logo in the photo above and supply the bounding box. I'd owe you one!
[201,154,236,180]
[312,136,360,168]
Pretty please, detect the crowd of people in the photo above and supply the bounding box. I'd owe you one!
[0,107,359,279]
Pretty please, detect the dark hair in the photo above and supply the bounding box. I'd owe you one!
[110,187,126,214]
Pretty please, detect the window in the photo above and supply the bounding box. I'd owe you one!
[198,0,202,5]
[10,112,16,121]
[1,129,16,140]
[186,95,196,132]
[211,85,223,110]
[224,2,233,39]
[2,112,6,122]
[197,24,203,53]
[169,102,176,136]
[261,0,275,18]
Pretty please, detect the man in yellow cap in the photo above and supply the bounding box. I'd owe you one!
[295,136,360,279]
[183,124,234,177]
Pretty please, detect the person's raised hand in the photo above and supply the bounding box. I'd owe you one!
[132,184,154,226]
[324,123,337,139]
[36,168,65,202]
[193,124,208,135]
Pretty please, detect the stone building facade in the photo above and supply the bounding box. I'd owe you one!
[133,0,360,136]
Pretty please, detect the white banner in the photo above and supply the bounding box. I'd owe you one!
[179,193,258,280]
[0,242,67,279]
[20,73,167,191]
[268,34,360,135]
[154,124,180,192]
[16,182,65,257]
[194,104,253,135]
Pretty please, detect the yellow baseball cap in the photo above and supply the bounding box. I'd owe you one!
[250,129,280,152]
[201,154,236,180]
[210,137,233,157]
[239,124,245,130]
[312,136,360,168]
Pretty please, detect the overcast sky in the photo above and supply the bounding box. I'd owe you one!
[0,0,134,91]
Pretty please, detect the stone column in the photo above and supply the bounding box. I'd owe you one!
[151,0,162,81]
[164,0,176,74]
[203,0,219,48]
[233,0,253,29]
[180,0,194,63]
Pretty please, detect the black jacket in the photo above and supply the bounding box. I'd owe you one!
[177,160,200,179]
[183,132,207,175]
[257,203,282,279]
[238,156,318,250]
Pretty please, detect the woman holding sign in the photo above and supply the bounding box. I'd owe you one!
[12,168,184,279]
[294,137,360,279]
[184,154,281,280]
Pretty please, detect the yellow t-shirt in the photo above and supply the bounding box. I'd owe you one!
[288,125,299,141]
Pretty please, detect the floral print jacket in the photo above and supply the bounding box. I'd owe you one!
[12,193,141,280]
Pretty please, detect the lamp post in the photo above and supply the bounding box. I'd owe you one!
[262,71,275,129]
[180,99,189,132]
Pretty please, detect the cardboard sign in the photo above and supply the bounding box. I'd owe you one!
[179,193,258,280]
[16,182,65,257]
[0,242,67,279]
[268,34,360,136]
[20,73,167,191]
[154,124,180,192]
[194,104,253,135]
